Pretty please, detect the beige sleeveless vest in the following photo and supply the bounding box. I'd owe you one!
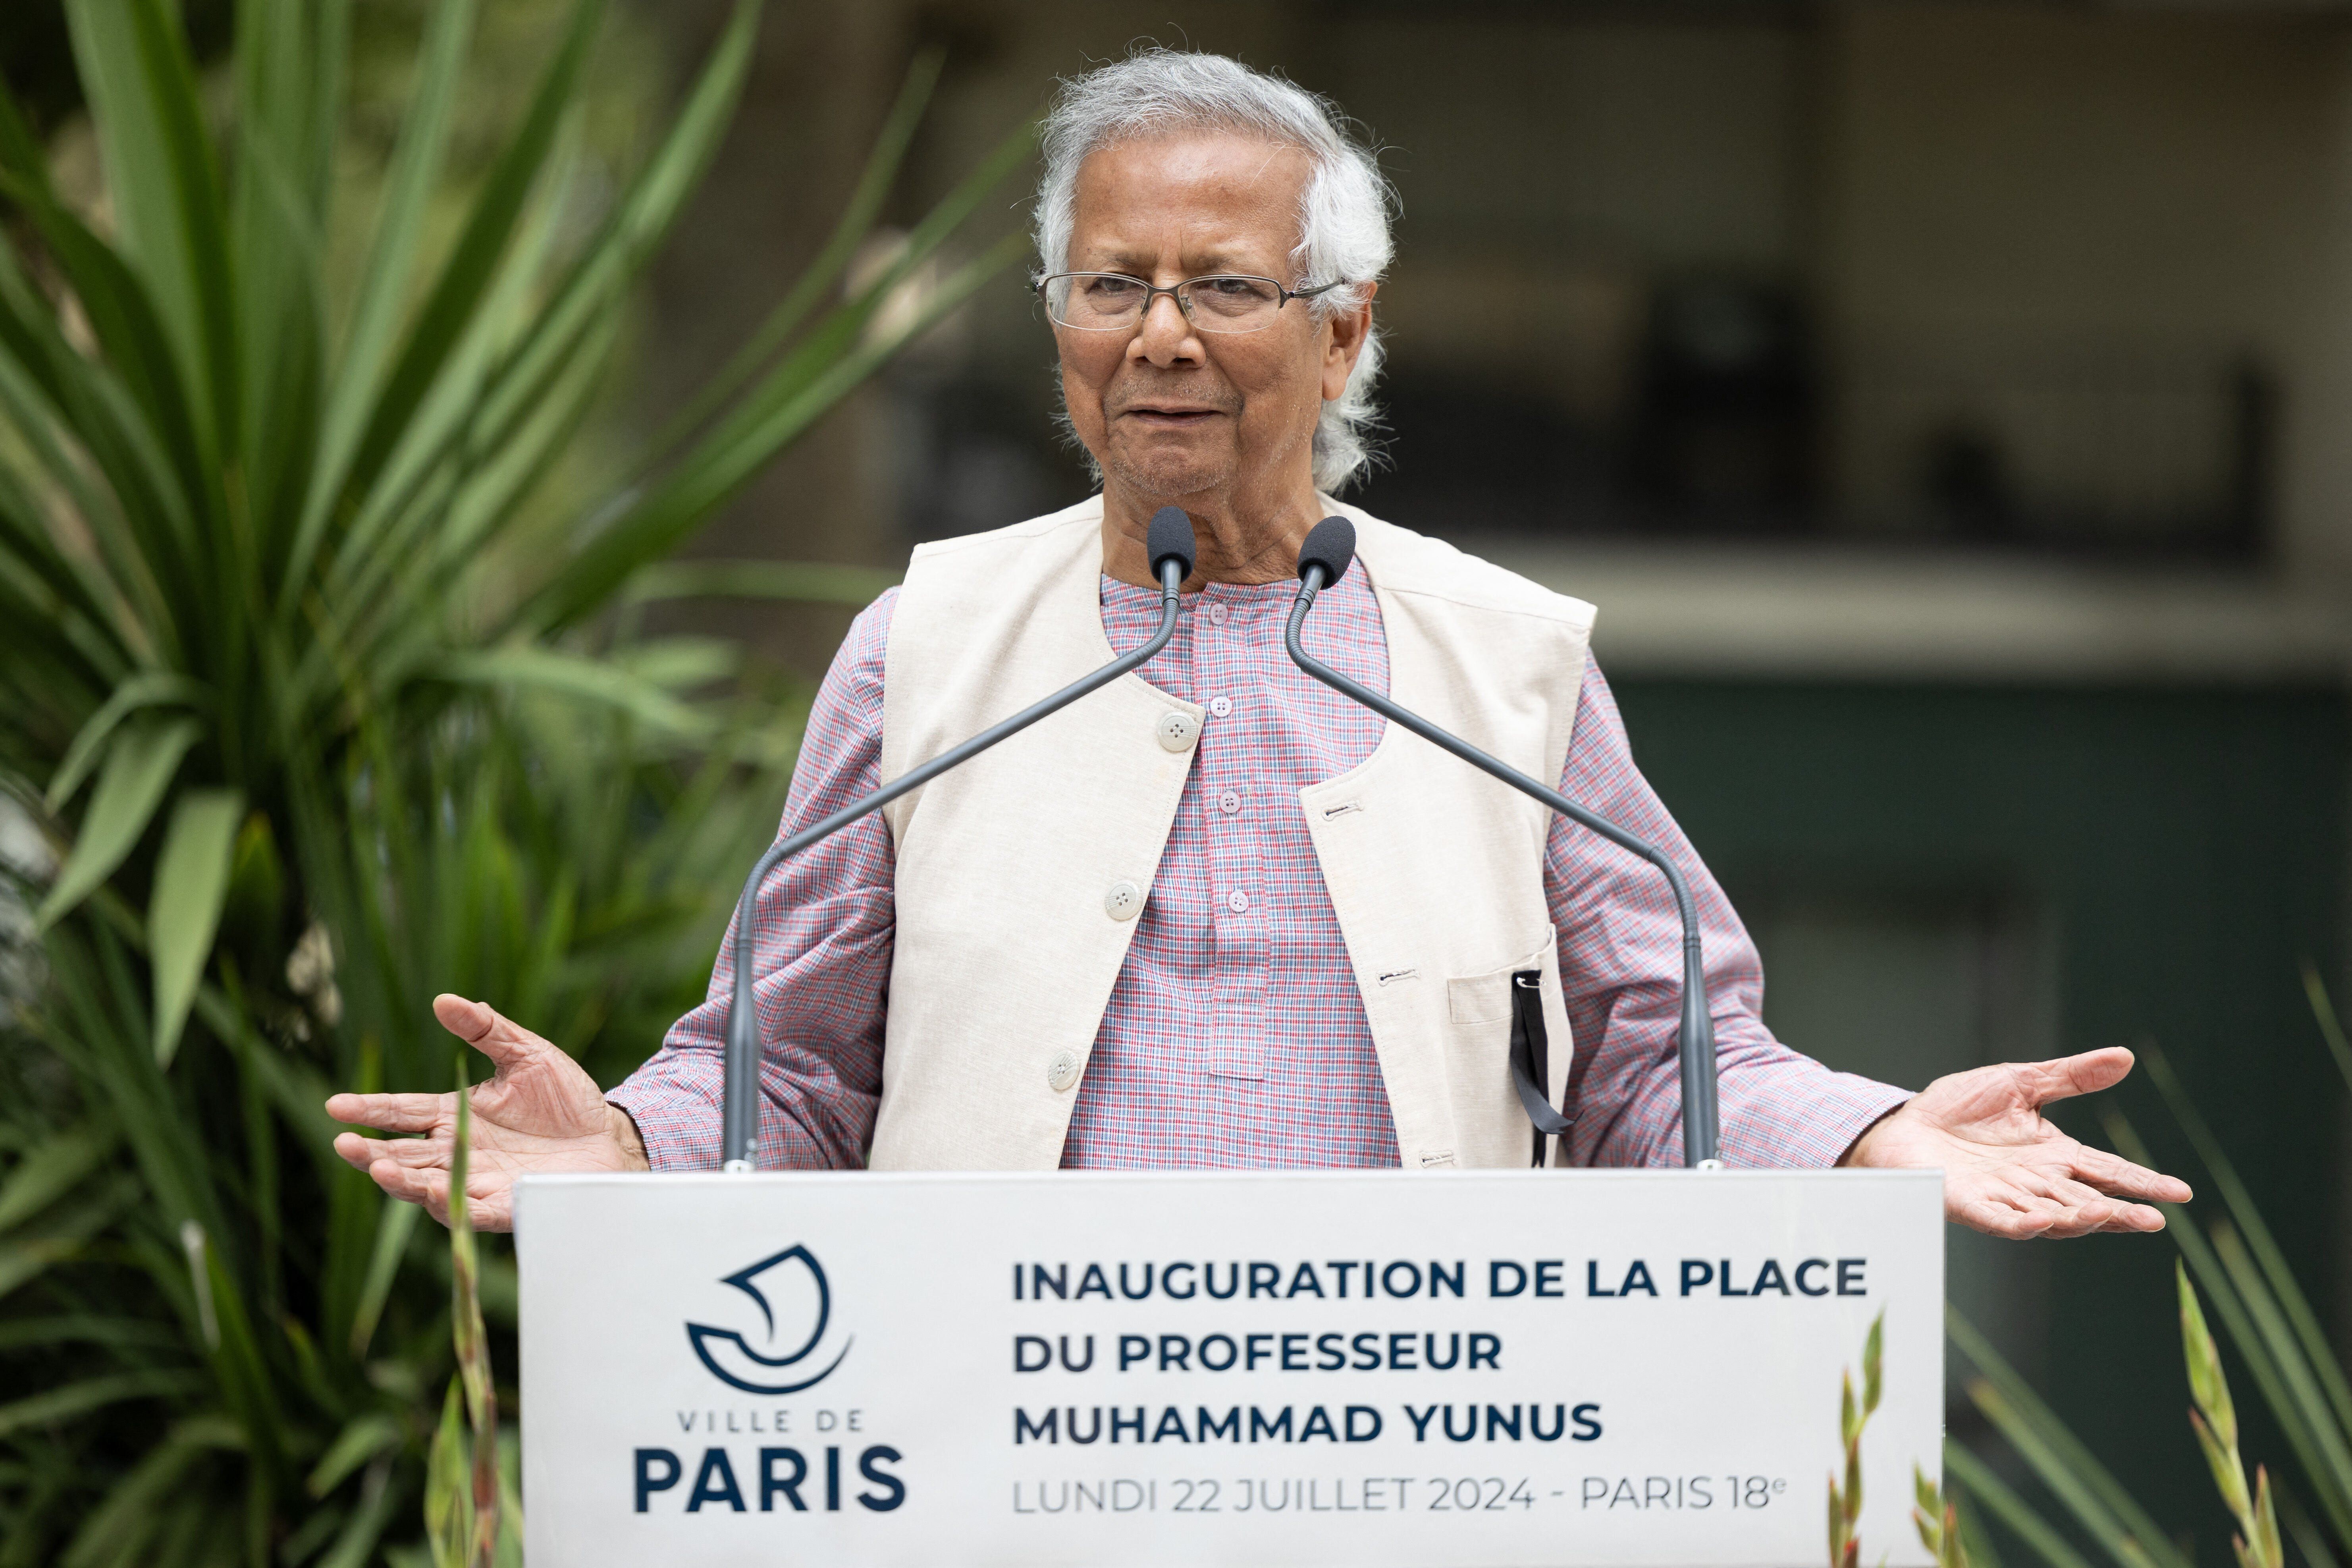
[868,495,1595,1171]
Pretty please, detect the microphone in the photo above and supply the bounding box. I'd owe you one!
[718,506,1199,1170]
[1284,517,1724,1169]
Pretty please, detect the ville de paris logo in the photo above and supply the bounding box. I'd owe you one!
[685,1243,854,1395]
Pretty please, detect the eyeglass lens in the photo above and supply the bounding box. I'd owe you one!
[1045,274,1288,333]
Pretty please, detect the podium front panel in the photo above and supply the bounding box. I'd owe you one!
[517,1168,1941,1566]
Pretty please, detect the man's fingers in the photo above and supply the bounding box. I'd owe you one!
[362,1162,516,1232]
[334,1130,437,1174]
[2071,1144,2193,1205]
[1953,1191,2055,1240]
[334,1131,380,1174]
[325,1091,447,1133]
[2013,1047,2137,1108]
[365,1161,449,1223]
[432,993,551,1070]
[1948,1166,2169,1239]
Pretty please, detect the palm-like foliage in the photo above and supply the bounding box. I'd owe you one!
[0,0,1028,1560]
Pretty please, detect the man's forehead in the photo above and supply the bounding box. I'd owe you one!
[1068,132,1308,268]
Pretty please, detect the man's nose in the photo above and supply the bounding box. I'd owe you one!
[1131,289,1201,366]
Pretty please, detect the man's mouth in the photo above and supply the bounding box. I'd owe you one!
[1120,404,1223,426]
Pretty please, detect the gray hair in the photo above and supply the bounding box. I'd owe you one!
[1035,49,1395,493]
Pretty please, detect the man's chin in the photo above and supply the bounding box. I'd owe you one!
[1101,442,1233,501]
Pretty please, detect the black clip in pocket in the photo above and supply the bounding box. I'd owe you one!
[1508,969,1574,1167]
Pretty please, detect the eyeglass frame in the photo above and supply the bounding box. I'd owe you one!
[1035,271,1347,335]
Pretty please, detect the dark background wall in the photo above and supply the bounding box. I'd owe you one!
[1615,675,2350,1529]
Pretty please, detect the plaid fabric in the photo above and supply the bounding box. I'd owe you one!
[608,566,1909,1171]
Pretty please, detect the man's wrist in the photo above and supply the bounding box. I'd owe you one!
[606,1102,652,1171]
[1836,1101,1909,1168]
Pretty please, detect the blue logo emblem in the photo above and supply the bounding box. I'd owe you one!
[686,1244,854,1394]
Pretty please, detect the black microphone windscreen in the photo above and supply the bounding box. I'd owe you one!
[1147,507,1197,580]
[1297,516,1356,585]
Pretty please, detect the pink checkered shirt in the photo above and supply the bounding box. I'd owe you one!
[609,563,1910,1170]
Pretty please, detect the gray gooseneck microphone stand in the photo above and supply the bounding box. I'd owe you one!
[716,508,1199,1170]
[1283,516,1724,1168]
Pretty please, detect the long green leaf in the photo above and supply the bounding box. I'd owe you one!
[436,648,715,740]
[469,0,761,453]
[1945,1441,2100,1568]
[2303,961,2352,1099]
[0,1178,134,1302]
[323,126,579,644]
[347,1196,419,1361]
[2137,1046,2352,1442]
[0,1122,115,1233]
[633,44,946,476]
[44,673,204,812]
[60,1417,241,1568]
[1949,1308,2187,1568]
[526,227,1027,633]
[2104,1109,2352,1549]
[65,0,240,468]
[2209,1223,2352,1524]
[37,715,200,927]
[287,0,478,606]
[317,1456,399,1568]
[0,1315,181,1352]
[344,0,602,507]
[308,1412,401,1500]
[147,788,243,1065]
[0,1369,206,1439]
[0,184,204,620]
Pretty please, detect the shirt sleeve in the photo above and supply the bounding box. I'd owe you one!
[606,589,901,1170]
[1549,656,1911,1168]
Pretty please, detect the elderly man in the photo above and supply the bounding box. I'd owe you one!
[329,50,2187,1237]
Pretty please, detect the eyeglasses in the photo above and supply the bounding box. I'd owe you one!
[1037,272,1343,335]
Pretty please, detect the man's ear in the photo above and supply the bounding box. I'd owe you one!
[1321,282,1378,402]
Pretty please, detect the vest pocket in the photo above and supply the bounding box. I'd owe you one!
[1444,933,1574,1166]
[1445,936,1552,1024]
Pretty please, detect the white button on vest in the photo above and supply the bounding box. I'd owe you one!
[1155,711,1199,752]
[1208,696,1232,718]
[1047,1049,1081,1092]
[1104,880,1144,920]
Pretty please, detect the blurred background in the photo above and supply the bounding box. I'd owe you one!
[2,0,2346,1559]
[623,0,2352,1541]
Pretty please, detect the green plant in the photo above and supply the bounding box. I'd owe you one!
[421,1059,513,1568]
[1940,974,2352,1568]
[1918,1464,1980,1568]
[1831,1308,1886,1568]
[2180,1263,2284,1568]
[0,0,1029,1560]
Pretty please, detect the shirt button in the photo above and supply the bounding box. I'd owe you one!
[1104,880,1144,920]
[1155,710,1199,752]
[1047,1049,1081,1092]
[1208,696,1232,718]
[1226,890,1250,914]
[1207,602,1228,627]
[1218,790,1242,814]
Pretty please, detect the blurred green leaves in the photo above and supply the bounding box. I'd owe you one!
[0,0,1029,1558]
[1945,982,2352,1568]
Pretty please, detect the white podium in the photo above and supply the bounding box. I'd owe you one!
[517,1168,1943,1567]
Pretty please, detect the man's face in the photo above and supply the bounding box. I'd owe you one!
[1056,133,1363,502]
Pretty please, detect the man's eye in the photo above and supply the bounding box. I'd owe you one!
[1085,277,1143,299]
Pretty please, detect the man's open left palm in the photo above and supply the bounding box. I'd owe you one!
[1846,1046,2191,1237]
